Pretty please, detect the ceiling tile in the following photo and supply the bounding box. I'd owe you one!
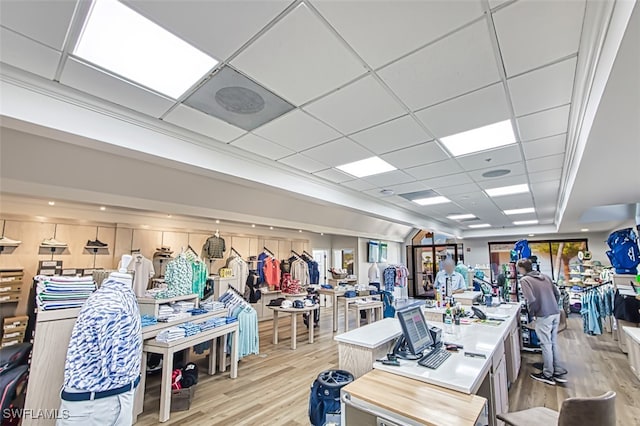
[493,0,585,76]
[124,0,292,60]
[456,145,522,171]
[489,0,511,8]
[508,57,577,116]
[341,179,376,191]
[0,27,61,80]
[230,133,294,160]
[491,192,535,210]
[253,109,341,151]
[278,153,327,173]
[415,83,511,138]
[60,59,175,118]
[313,168,353,183]
[350,115,431,154]
[477,175,528,190]
[467,161,526,182]
[528,168,562,184]
[304,76,406,134]
[526,153,565,173]
[0,0,76,50]
[313,0,483,69]
[419,173,474,189]
[231,3,366,105]
[364,170,415,187]
[532,180,561,196]
[379,20,500,111]
[517,104,570,141]
[164,104,246,142]
[437,183,483,196]
[522,134,566,160]
[363,188,400,199]
[301,138,371,167]
[381,141,447,169]
[406,159,463,180]
[381,181,431,194]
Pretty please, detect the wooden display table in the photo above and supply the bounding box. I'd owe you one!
[318,287,347,332]
[342,369,487,426]
[268,304,319,350]
[346,300,383,331]
[343,295,382,332]
[142,322,239,423]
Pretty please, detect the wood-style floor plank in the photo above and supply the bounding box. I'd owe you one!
[135,312,639,425]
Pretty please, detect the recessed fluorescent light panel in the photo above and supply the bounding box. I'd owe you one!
[447,214,476,220]
[74,0,219,98]
[440,120,516,156]
[513,220,539,225]
[504,207,536,215]
[468,223,491,228]
[413,196,451,206]
[485,184,529,197]
[336,157,396,178]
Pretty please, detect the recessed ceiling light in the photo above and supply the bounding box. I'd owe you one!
[504,207,535,215]
[48,201,55,206]
[528,234,535,237]
[380,189,395,196]
[100,206,106,211]
[513,220,539,225]
[447,213,476,220]
[440,120,516,156]
[485,184,529,197]
[468,223,491,229]
[251,224,256,228]
[74,0,218,99]
[299,230,303,233]
[215,220,220,224]
[320,233,324,236]
[482,169,511,178]
[413,196,451,206]
[336,157,396,178]
[581,228,589,232]
[167,214,172,218]
[269,226,274,230]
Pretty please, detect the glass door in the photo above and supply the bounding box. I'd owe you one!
[413,246,434,298]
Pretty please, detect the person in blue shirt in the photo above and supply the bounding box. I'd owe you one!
[434,258,467,296]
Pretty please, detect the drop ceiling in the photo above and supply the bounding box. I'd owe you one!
[0,0,637,237]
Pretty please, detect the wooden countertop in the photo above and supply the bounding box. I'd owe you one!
[342,369,486,426]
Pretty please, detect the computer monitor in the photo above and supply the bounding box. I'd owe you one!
[396,306,434,357]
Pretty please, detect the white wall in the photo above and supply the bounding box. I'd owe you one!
[356,237,403,286]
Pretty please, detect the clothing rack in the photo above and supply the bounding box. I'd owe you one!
[291,250,302,259]
[263,246,275,257]
[302,250,313,259]
[231,247,242,258]
[225,284,250,306]
[584,280,613,291]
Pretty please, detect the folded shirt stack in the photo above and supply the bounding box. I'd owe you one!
[141,314,158,327]
[177,322,201,337]
[174,301,196,313]
[200,299,225,311]
[187,308,209,316]
[35,275,96,310]
[158,305,174,317]
[198,317,228,331]
[156,327,186,342]
[158,312,191,322]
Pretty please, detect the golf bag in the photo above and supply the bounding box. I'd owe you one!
[606,228,640,274]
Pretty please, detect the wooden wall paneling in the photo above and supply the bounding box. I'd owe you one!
[92,226,116,270]
[277,240,291,260]
[292,240,306,255]
[162,231,189,254]
[231,236,250,259]
[249,237,259,258]
[131,229,163,259]
[188,233,210,259]
[114,227,134,266]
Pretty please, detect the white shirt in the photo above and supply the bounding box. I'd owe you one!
[434,270,466,295]
[368,263,381,283]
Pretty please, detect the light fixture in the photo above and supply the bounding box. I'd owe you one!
[251,224,256,228]
[73,0,218,99]
[299,230,303,233]
[269,226,274,230]
[412,196,451,206]
[320,233,324,236]
[100,206,106,211]
[446,213,476,220]
[48,201,55,206]
[503,207,535,215]
[380,189,395,196]
[485,184,529,197]
[513,220,538,225]
[528,234,535,237]
[167,214,172,218]
[336,157,396,178]
[468,223,491,229]
[581,228,589,232]
[215,220,220,224]
[440,120,516,157]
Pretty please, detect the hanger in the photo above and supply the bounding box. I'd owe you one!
[263,246,275,257]
[231,247,242,258]
[291,250,302,260]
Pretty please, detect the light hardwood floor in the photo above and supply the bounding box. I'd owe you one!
[136,311,639,425]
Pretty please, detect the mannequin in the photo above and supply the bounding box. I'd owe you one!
[58,255,142,426]
[368,262,381,286]
[202,230,226,259]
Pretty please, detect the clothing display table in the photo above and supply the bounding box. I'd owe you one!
[142,322,239,423]
[343,295,382,332]
[268,304,319,350]
[346,300,383,331]
[318,287,346,332]
[342,369,487,426]
[624,326,640,381]
[136,293,199,318]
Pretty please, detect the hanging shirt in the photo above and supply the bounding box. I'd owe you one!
[202,235,226,259]
[127,254,155,297]
[257,253,269,284]
[368,264,381,283]
[434,270,466,295]
[263,258,281,287]
[191,261,208,299]
[156,254,193,298]
[63,276,141,392]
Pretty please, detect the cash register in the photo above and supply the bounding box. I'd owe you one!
[392,306,451,369]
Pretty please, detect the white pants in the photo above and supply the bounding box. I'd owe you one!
[56,389,134,426]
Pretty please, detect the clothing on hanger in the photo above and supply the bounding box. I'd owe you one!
[127,253,154,297]
[202,235,226,259]
[154,254,193,299]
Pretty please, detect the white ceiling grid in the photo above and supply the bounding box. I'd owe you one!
[0,0,591,232]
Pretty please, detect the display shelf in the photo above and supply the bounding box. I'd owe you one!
[137,293,199,318]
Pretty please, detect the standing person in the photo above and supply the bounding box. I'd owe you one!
[518,258,567,385]
[58,257,142,426]
[434,258,467,296]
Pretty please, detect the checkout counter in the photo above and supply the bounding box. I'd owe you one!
[335,301,522,426]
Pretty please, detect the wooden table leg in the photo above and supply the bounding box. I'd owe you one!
[208,338,216,375]
[230,329,238,379]
[345,298,350,332]
[309,309,315,344]
[273,310,279,344]
[133,352,146,422]
[218,334,227,373]
[291,312,297,350]
[159,350,173,422]
[333,294,338,332]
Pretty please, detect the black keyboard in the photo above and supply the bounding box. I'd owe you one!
[418,348,451,369]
